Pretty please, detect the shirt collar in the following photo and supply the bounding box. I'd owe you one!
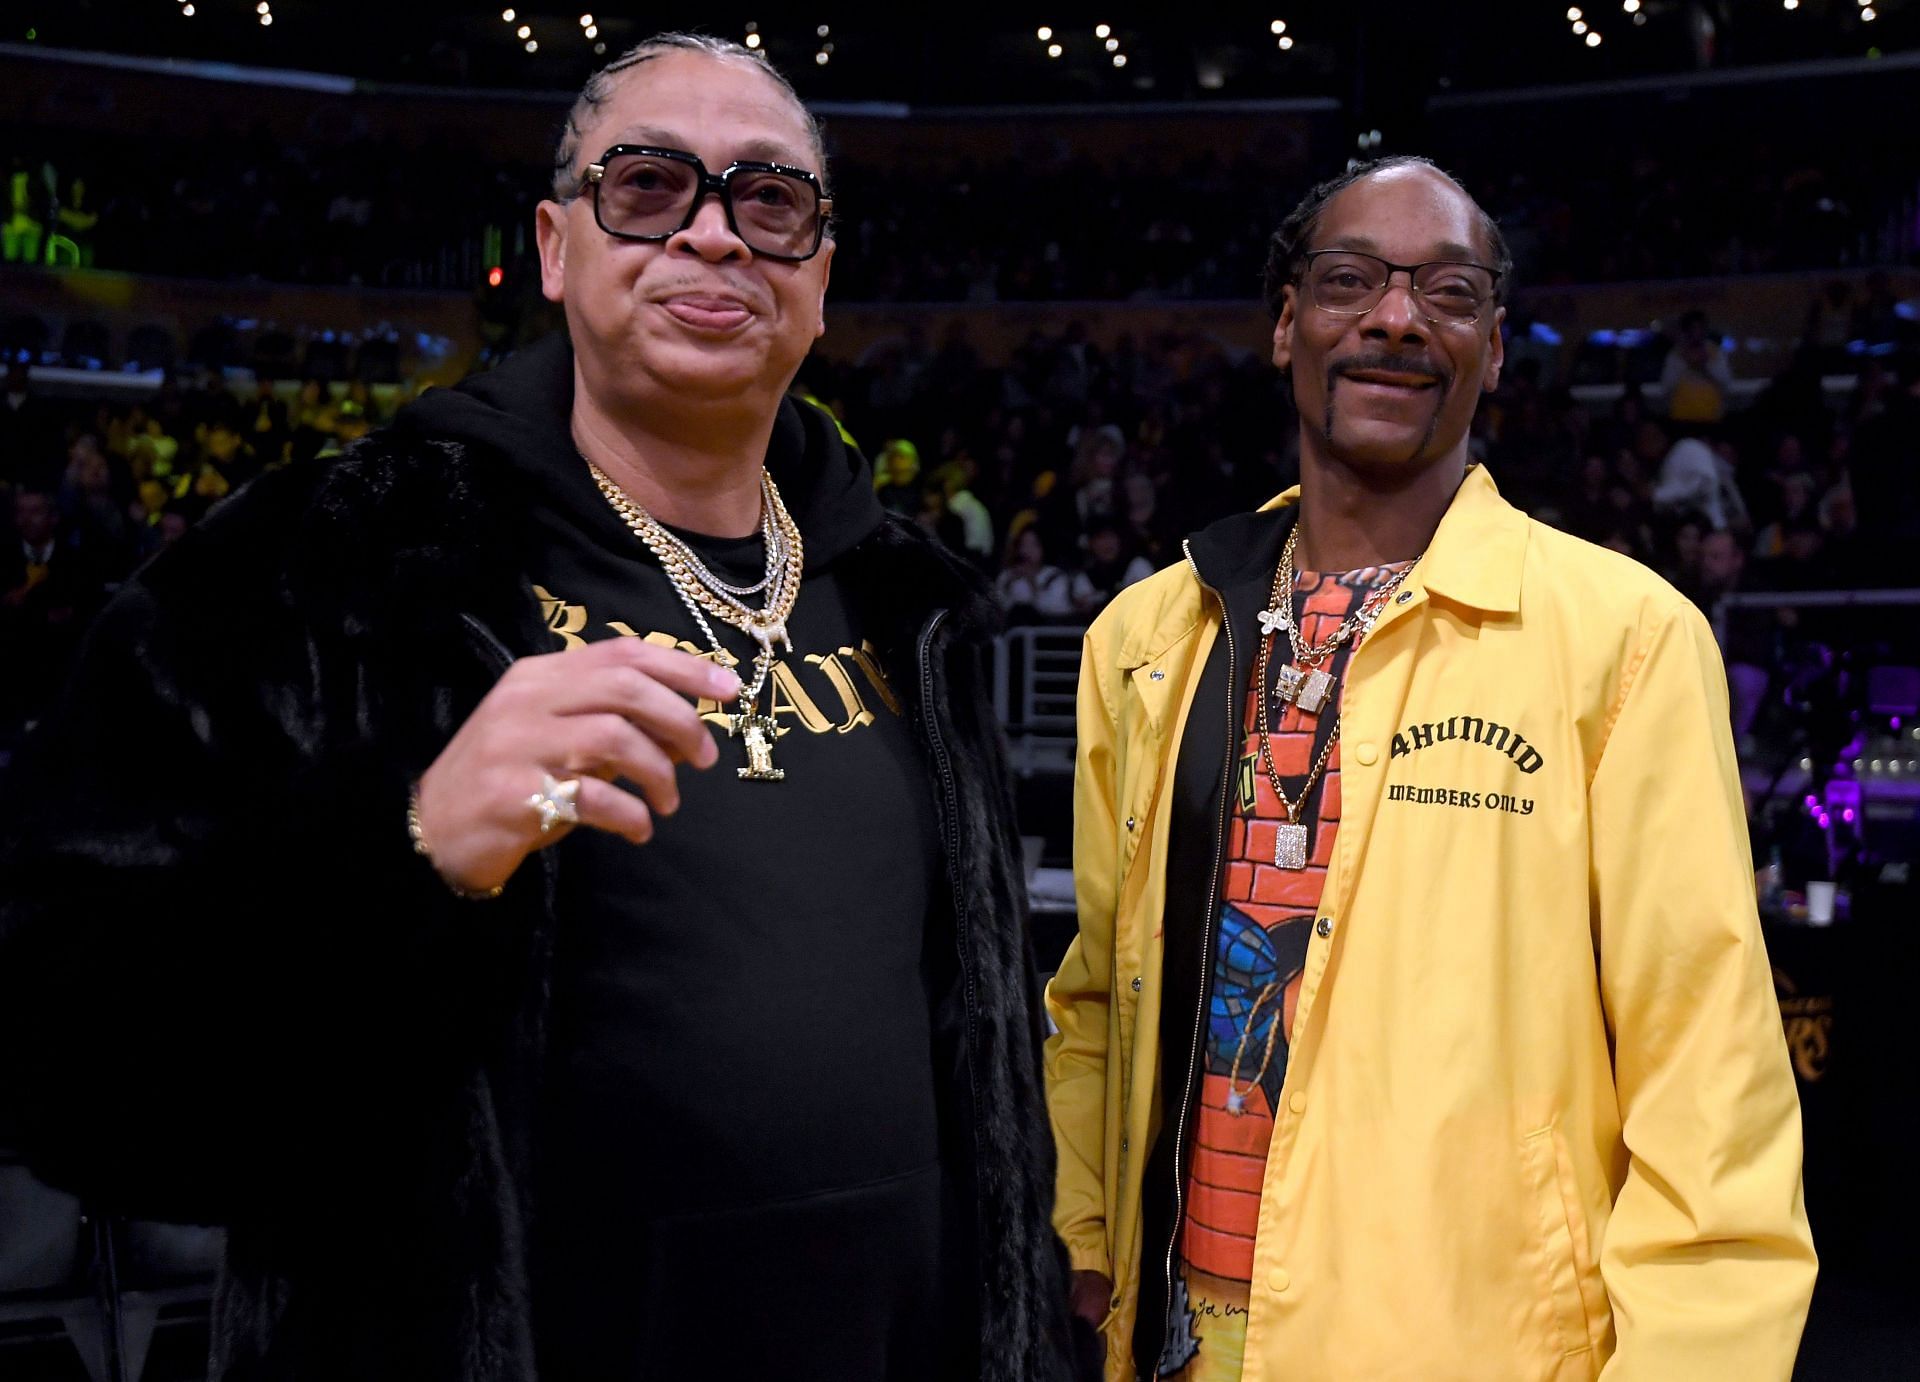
[1257,464,1527,616]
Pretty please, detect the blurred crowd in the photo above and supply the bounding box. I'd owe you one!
[4,303,1917,748]
[7,123,1914,297]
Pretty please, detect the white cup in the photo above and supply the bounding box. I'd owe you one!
[1806,880,1837,926]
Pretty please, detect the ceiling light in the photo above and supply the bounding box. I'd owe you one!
[1573,20,1588,32]
[1095,23,1111,38]
[1047,42,1062,57]
[1862,5,1877,17]
[584,24,597,38]
[501,8,514,20]
[1105,37,1118,50]
[1037,26,1052,40]
[1567,7,1582,19]
[817,25,830,37]
[525,39,537,52]
[1622,0,1639,10]
[260,11,273,22]
[1586,29,1602,44]
[1279,35,1294,49]
[745,32,761,47]
[815,50,829,64]
[256,2,269,12]
[516,24,530,38]
[1271,19,1286,34]
[1113,53,1127,67]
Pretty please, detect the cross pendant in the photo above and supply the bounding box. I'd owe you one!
[1257,606,1291,637]
[730,711,786,782]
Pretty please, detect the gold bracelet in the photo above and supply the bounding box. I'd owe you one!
[407,781,505,901]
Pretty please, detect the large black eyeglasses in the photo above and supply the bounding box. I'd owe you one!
[575,146,832,263]
[1299,249,1502,327]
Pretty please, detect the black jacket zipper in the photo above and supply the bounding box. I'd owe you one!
[1161,540,1243,1329]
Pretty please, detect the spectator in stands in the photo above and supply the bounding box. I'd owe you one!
[1119,469,1170,569]
[1,489,92,736]
[57,432,135,581]
[0,33,1071,1382]
[937,455,995,566]
[1651,420,1750,533]
[1068,519,1150,615]
[994,526,1074,624]
[1688,527,1772,738]
[1661,309,1733,425]
[1070,423,1125,530]
[872,436,923,517]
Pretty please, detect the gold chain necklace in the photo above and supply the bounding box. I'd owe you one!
[1253,618,1343,870]
[586,460,804,782]
[1258,526,1419,715]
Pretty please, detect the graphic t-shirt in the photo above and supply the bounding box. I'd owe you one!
[523,494,955,1382]
[1159,561,1407,1382]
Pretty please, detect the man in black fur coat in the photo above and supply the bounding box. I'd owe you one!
[0,33,1074,1382]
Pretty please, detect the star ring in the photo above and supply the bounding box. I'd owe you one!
[527,773,581,834]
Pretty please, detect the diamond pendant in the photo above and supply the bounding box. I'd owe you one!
[1273,821,1309,870]
[1258,606,1291,637]
[730,710,786,782]
[1225,1089,1247,1116]
[1274,663,1304,705]
[1294,667,1335,715]
[751,620,793,658]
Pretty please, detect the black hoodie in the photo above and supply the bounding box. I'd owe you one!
[406,336,960,1380]
[2,331,1077,1382]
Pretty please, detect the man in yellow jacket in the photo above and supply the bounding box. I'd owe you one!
[1045,156,1816,1382]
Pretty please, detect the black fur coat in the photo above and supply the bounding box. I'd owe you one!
[0,385,1074,1380]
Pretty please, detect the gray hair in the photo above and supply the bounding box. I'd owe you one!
[550,32,829,202]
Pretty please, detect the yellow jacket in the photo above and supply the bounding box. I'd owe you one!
[1045,467,1815,1381]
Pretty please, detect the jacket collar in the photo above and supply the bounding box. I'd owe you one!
[1215,463,1527,616]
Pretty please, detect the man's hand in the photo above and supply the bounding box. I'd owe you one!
[414,638,741,894]
[1069,1269,1114,1330]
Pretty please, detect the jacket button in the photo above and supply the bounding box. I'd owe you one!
[1150,669,1166,681]
[1315,916,1334,938]
[1125,817,1137,831]
[1353,743,1379,766]
[1268,1267,1291,1293]
[1131,976,1143,992]
[1289,1091,1308,1115]
[1395,589,1413,605]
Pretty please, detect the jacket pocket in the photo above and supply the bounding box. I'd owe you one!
[1521,1123,1595,1361]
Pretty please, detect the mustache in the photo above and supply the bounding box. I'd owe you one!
[1329,351,1452,389]
[646,273,770,311]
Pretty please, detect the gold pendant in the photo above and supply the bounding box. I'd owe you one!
[731,711,785,782]
[1274,663,1304,705]
[1273,821,1309,870]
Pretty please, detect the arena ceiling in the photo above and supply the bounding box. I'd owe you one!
[7,1,1916,114]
